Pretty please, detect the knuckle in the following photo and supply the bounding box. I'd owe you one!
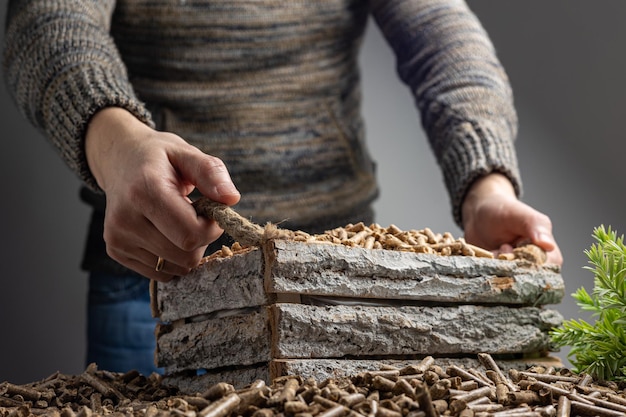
[179,231,204,252]
[104,209,126,230]
[531,211,552,231]
[200,155,228,174]
[128,179,159,210]
[105,246,126,267]
[181,259,199,270]
[540,213,553,229]
[178,248,206,269]
[102,229,121,249]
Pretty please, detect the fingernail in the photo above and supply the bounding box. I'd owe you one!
[215,182,240,197]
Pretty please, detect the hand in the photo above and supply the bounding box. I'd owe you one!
[461,173,563,266]
[85,107,241,281]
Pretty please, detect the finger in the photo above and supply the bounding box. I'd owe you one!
[170,149,240,205]
[105,210,210,271]
[108,251,178,282]
[508,209,563,266]
[133,179,224,253]
[135,214,213,269]
[146,197,225,253]
[499,243,515,254]
[138,248,197,277]
[502,202,557,251]
[109,244,198,281]
[546,244,564,266]
[530,227,557,253]
[519,210,558,256]
[143,153,236,251]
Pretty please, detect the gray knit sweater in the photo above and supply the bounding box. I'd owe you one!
[3,0,520,231]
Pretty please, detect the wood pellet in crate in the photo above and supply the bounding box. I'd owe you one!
[151,219,564,390]
[152,240,563,322]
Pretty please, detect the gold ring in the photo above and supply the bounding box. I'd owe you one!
[155,256,165,272]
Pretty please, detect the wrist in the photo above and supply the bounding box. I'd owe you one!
[85,107,152,190]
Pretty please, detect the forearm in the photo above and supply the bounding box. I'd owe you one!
[369,0,521,225]
[85,107,156,192]
[2,0,153,191]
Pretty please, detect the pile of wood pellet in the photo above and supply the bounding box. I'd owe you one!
[3,354,624,417]
[203,223,547,265]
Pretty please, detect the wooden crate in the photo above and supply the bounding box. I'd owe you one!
[151,239,564,391]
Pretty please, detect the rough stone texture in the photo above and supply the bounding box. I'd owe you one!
[153,241,564,322]
[163,365,271,393]
[271,356,564,383]
[271,303,563,358]
[162,356,563,393]
[156,307,272,373]
[265,240,564,305]
[156,303,562,375]
[155,248,266,322]
[154,239,565,385]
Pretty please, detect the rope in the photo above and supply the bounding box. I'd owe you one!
[193,197,292,247]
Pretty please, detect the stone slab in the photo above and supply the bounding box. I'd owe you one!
[163,365,270,394]
[271,303,563,358]
[163,356,563,393]
[271,356,564,382]
[156,307,272,373]
[154,241,564,322]
[154,248,266,322]
[156,303,562,374]
[265,240,564,306]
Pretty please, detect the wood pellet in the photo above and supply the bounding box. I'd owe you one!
[203,222,546,264]
[2,354,625,417]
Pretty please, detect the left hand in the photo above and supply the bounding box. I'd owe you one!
[461,173,563,266]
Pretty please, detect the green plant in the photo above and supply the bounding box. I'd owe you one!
[550,225,626,381]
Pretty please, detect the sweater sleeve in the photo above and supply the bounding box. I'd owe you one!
[369,0,521,227]
[2,0,154,191]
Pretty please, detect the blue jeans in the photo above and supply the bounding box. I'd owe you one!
[87,272,163,376]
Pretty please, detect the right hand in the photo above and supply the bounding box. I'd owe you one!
[85,107,241,282]
[461,173,563,266]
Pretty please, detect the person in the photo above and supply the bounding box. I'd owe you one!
[3,0,562,376]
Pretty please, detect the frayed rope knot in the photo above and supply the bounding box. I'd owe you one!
[192,197,293,247]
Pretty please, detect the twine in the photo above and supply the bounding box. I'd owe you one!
[193,197,293,247]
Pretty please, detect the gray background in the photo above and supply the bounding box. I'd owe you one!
[1,1,625,383]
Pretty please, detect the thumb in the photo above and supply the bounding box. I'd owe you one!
[531,226,557,252]
[511,203,562,265]
[529,218,563,266]
[519,206,557,252]
[170,148,241,205]
[501,200,556,251]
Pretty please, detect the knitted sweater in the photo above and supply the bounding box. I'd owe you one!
[3,0,520,231]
